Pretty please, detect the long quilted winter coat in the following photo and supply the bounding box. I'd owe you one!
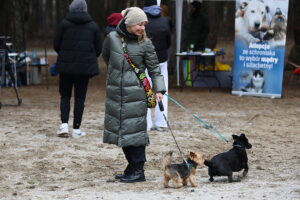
[102,19,166,147]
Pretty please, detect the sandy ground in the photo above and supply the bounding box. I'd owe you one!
[0,68,300,200]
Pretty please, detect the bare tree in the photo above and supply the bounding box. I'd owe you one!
[202,1,226,49]
[8,0,30,51]
[0,0,295,55]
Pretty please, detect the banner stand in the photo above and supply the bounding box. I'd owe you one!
[232,0,289,98]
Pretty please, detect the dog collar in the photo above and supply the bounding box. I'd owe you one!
[233,144,244,148]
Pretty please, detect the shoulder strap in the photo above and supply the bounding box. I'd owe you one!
[120,36,141,75]
[120,36,157,108]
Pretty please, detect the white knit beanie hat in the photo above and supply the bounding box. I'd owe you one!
[121,7,148,26]
[69,0,87,12]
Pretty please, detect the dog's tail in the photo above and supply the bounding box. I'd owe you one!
[162,151,173,169]
[204,160,213,168]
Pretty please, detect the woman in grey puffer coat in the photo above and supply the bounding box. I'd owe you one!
[102,7,166,183]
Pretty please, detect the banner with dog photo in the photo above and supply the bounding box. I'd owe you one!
[232,0,289,98]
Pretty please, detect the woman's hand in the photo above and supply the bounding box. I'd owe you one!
[155,93,164,102]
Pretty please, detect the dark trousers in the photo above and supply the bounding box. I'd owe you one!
[122,146,146,169]
[59,74,89,129]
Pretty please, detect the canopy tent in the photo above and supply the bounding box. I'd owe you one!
[175,0,184,86]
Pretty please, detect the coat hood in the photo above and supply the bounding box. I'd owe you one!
[66,12,92,24]
[116,19,138,40]
[144,5,161,17]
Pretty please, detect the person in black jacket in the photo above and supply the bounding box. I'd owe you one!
[184,1,209,51]
[54,0,102,138]
[143,0,171,132]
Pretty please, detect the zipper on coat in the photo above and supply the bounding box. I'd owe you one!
[119,59,125,144]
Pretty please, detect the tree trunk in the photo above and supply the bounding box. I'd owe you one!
[55,0,69,26]
[9,0,29,51]
[223,2,235,40]
[46,0,54,37]
[293,0,300,45]
[0,0,10,36]
[202,1,226,49]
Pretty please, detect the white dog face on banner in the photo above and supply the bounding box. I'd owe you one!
[235,0,268,44]
[243,0,266,31]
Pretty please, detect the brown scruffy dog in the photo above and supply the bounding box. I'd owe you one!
[162,151,205,188]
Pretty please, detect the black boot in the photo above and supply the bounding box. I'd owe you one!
[115,164,132,179]
[120,162,146,183]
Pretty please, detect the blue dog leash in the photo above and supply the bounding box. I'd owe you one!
[165,94,228,143]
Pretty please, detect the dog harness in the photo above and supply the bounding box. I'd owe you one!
[178,159,197,179]
[186,158,198,169]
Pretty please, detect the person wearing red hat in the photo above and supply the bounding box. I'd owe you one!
[105,13,123,36]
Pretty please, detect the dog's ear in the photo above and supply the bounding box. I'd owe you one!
[241,1,249,9]
[232,135,239,140]
[265,5,270,14]
[189,152,196,158]
[240,133,246,138]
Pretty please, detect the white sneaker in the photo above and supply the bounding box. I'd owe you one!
[57,123,69,137]
[72,129,86,138]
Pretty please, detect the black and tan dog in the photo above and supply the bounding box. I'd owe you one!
[204,134,252,182]
[162,151,205,188]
